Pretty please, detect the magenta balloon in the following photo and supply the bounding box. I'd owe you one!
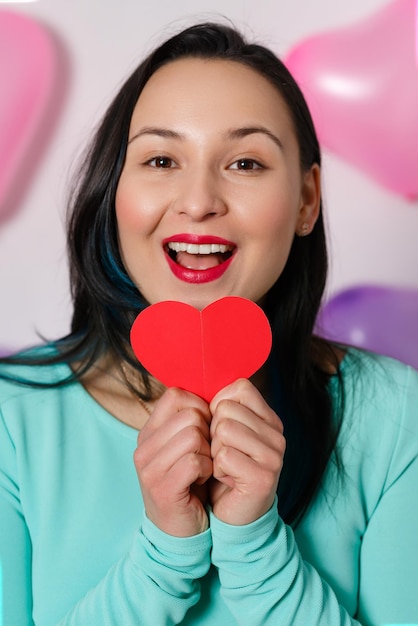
[0,11,56,214]
[0,348,12,357]
[285,0,418,201]
[317,286,418,369]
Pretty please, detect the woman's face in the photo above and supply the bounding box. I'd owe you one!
[116,58,320,310]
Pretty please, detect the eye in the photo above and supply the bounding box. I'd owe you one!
[229,158,264,171]
[146,156,176,169]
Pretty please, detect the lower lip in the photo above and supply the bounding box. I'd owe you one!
[164,250,234,284]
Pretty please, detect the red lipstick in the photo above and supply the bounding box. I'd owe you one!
[164,234,236,245]
[163,234,236,284]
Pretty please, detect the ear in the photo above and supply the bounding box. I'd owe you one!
[296,164,321,237]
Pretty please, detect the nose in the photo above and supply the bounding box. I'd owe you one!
[172,167,227,221]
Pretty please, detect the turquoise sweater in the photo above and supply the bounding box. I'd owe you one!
[0,349,417,625]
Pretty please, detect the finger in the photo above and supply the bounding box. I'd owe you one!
[135,422,211,479]
[212,444,281,498]
[210,400,280,442]
[141,451,212,537]
[211,446,279,525]
[138,407,209,450]
[138,405,211,466]
[213,444,260,485]
[210,378,283,431]
[210,399,283,445]
[142,452,213,506]
[166,452,213,495]
[211,417,285,466]
[148,387,211,431]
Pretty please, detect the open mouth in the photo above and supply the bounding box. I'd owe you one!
[163,235,237,283]
[165,241,235,270]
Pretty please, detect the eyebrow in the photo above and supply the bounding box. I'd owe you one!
[128,125,284,150]
[226,126,284,151]
[128,127,184,144]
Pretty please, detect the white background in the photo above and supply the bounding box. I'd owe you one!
[1,0,417,351]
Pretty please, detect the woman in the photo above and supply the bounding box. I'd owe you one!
[1,22,417,626]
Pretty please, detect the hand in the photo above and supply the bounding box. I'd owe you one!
[133,388,212,537]
[209,378,285,526]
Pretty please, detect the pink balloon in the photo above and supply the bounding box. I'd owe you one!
[285,0,418,201]
[316,285,418,369]
[416,0,418,65]
[0,11,56,215]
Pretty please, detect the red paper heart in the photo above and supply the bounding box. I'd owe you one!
[130,297,272,402]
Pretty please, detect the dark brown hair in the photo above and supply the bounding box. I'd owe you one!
[1,22,343,525]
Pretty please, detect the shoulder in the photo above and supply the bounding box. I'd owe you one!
[0,346,70,398]
[336,348,418,411]
[0,346,77,441]
[334,349,418,486]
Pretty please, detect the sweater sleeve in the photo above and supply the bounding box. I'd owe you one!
[0,408,34,626]
[0,405,212,626]
[58,515,212,626]
[210,502,360,626]
[355,365,418,626]
[210,363,418,626]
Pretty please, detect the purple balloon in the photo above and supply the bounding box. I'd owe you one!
[316,285,418,370]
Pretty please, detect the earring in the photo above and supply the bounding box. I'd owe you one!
[297,222,310,237]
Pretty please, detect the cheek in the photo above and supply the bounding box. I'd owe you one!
[115,177,145,230]
[247,199,297,243]
[115,178,160,237]
[245,177,301,228]
[245,196,298,281]
[114,187,147,287]
[114,182,148,277]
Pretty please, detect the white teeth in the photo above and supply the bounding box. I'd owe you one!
[167,242,233,255]
[198,244,212,255]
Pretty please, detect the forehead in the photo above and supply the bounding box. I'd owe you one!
[129,57,294,134]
